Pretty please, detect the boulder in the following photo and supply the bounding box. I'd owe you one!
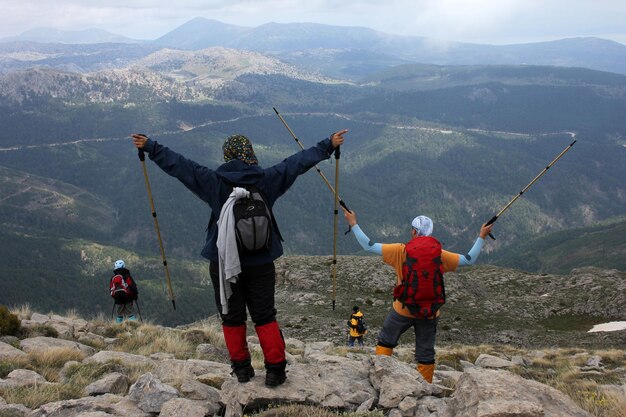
[195,343,229,362]
[154,359,231,387]
[78,332,106,347]
[84,351,154,368]
[128,372,179,413]
[84,372,129,396]
[0,369,47,388]
[474,353,515,369]
[28,393,150,417]
[370,355,436,408]
[159,398,215,417]
[179,378,221,403]
[450,367,592,417]
[19,337,95,357]
[0,341,27,361]
[29,313,50,324]
[0,403,31,416]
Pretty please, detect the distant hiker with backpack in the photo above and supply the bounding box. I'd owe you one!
[342,208,493,383]
[110,260,138,323]
[131,130,348,387]
[347,306,367,347]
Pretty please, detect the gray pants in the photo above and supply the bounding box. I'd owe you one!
[116,302,135,317]
[377,308,438,364]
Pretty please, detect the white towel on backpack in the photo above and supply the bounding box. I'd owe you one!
[216,187,250,315]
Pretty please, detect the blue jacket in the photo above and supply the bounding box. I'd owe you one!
[143,137,336,266]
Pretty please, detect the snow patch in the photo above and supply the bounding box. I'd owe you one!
[587,321,626,333]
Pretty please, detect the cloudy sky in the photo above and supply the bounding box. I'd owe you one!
[1,0,625,45]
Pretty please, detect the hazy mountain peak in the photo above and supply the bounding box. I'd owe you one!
[1,27,142,45]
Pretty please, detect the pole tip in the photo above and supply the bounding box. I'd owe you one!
[171,300,176,311]
[272,107,279,114]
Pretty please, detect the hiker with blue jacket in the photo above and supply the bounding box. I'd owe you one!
[131,130,348,387]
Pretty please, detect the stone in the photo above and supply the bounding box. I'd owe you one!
[474,353,515,369]
[450,368,592,417]
[29,313,50,324]
[28,393,150,417]
[179,379,221,403]
[195,343,229,362]
[84,350,155,368]
[59,360,82,383]
[0,403,31,416]
[356,397,375,412]
[84,372,129,396]
[398,396,418,415]
[19,336,95,357]
[159,398,214,417]
[0,341,27,361]
[78,332,106,347]
[0,369,47,388]
[370,355,433,408]
[128,372,179,413]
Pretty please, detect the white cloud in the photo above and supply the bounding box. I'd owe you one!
[0,0,624,44]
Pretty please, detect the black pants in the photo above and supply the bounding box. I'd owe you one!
[209,261,277,327]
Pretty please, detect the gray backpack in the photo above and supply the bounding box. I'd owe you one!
[232,187,272,254]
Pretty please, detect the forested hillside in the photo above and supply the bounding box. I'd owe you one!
[0,45,624,322]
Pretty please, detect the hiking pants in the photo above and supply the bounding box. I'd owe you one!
[116,302,134,317]
[209,261,277,327]
[377,308,438,364]
[348,336,364,347]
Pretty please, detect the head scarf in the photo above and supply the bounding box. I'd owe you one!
[411,215,433,236]
[222,134,258,165]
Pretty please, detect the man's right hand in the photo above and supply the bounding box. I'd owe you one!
[330,129,348,148]
[342,206,357,227]
[131,134,148,149]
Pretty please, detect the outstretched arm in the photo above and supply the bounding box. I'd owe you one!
[264,130,348,201]
[457,223,494,266]
[342,207,383,255]
[131,134,218,204]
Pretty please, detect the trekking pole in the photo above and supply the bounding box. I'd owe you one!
[111,302,116,320]
[273,107,351,215]
[331,145,341,310]
[485,139,577,239]
[135,297,143,322]
[137,145,177,310]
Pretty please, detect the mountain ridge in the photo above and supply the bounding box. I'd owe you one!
[2,18,626,78]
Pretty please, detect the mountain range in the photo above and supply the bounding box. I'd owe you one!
[2,17,626,78]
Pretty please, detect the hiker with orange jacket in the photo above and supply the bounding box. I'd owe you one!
[342,208,493,383]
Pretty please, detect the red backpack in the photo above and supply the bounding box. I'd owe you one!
[110,274,134,304]
[393,236,446,318]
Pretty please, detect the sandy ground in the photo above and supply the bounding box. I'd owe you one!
[588,321,626,332]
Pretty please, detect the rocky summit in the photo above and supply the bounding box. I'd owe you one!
[0,306,624,417]
[273,257,626,350]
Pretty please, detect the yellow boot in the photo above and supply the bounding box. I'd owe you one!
[417,363,434,383]
[375,345,393,356]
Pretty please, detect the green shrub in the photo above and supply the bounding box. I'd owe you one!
[0,305,20,336]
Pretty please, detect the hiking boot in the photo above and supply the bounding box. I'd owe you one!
[231,359,255,383]
[265,361,287,387]
[128,315,137,321]
[115,316,124,324]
